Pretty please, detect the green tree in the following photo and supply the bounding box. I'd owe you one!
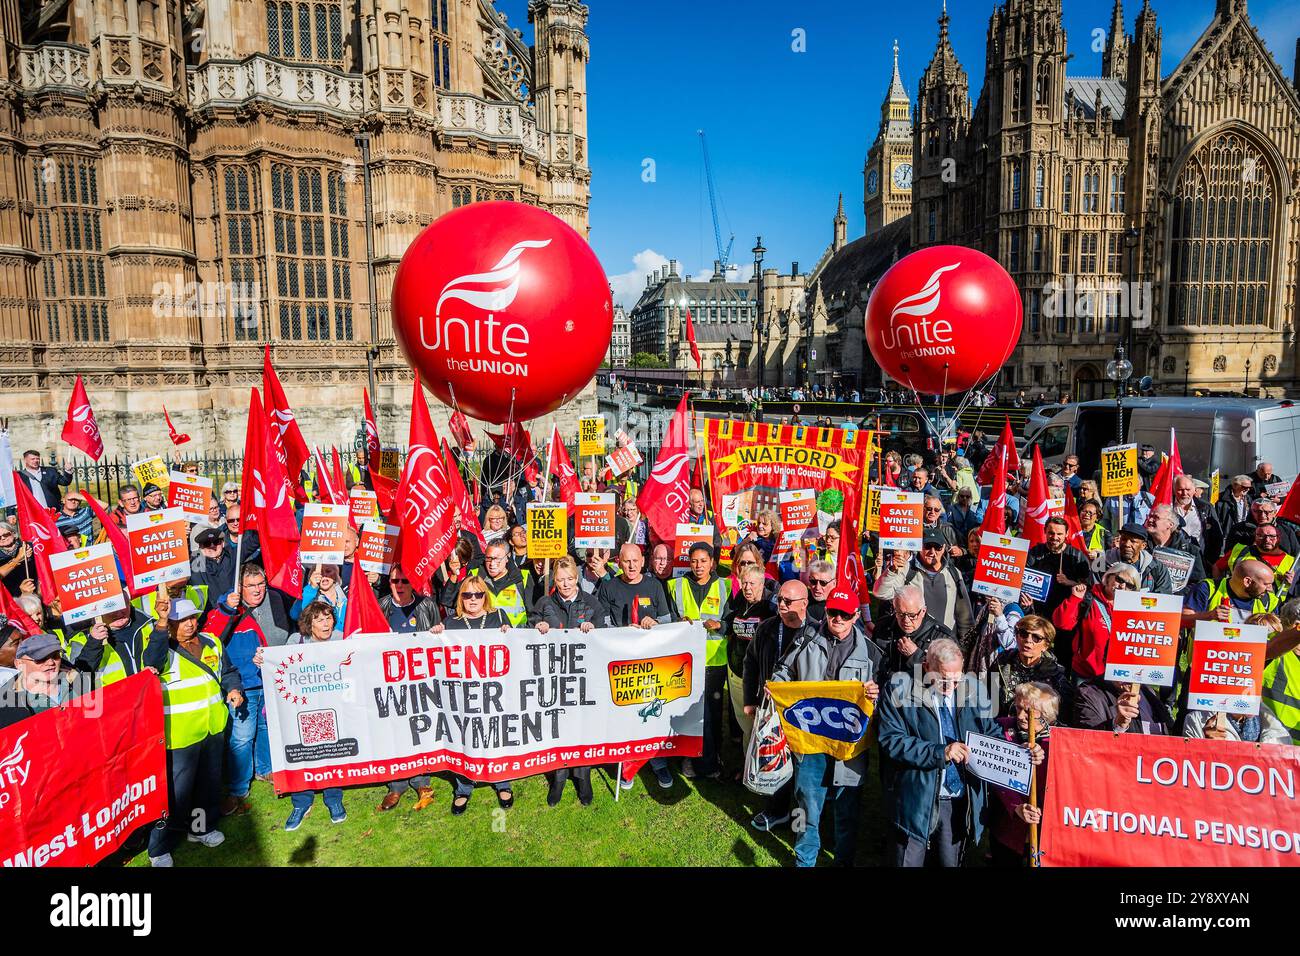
[631,352,667,369]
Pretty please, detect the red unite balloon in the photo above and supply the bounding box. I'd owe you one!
[864,245,1022,395]
[391,202,613,424]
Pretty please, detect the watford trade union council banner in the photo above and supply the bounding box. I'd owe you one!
[264,623,706,793]
[704,419,876,547]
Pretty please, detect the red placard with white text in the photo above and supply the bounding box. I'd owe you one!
[358,521,399,575]
[778,489,817,534]
[125,508,190,590]
[573,493,616,549]
[970,532,1030,603]
[348,487,379,527]
[49,543,127,624]
[1103,590,1183,686]
[673,523,713,577]
[878,491,924,551]
[167,471,212,520]
[1187,620,1268,715]
[301,503,349,565]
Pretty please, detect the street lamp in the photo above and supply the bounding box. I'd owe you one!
[1123,227,1140,370]
[1106,344,1133,447]
[1244,358,1252,397]
[1183,360,1190,397]
[752,236,766,418]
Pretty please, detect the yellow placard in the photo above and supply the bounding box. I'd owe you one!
[526,502,567,559]
[578,416,605,458]
[766,680,874,761]
[1100,444,1140,498]
[378,447,401,481]
[607,653,692,707]
[1210,469,1221,505]
[865,486,884,534]
[131,455,169,489]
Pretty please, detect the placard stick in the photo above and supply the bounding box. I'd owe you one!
[1028,707,1040,868]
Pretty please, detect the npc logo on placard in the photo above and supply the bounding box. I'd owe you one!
[781,698,869,745]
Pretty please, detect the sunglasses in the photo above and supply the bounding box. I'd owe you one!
[809,578,833,587]
[776,595,806,605]
[826,611,854,622]
[1016,630,1048,644]
[462,592,486,600]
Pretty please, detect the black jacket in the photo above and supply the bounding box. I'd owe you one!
[871,613,956,684]
[16,464,72,510]
[536,590,605,629]
[722,592,775,676]
[1173,497,1223,565]
[70,608,165,678]
[1026,544,1092,617]
[991,647,1071,718]
[445,610,510,630]
[1226,519,1300,557]
[190,547,237,607]
[742,615,815,708]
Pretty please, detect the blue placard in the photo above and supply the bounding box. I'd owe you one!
[1020,567,1051,602]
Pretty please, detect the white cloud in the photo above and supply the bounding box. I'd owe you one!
[607,249,670,309]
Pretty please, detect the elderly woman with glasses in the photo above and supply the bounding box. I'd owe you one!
[989,615,1070,717]
[1052,561,1140,680]
[989,682,1056,867]
[748,510,781,562]
[218,481,239,518]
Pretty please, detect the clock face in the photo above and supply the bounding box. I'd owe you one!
[893,163,913,191]
[866,169,879,196]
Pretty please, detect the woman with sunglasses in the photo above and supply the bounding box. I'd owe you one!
[990,615,1069,717]
[1051,561,1140,680]
[727,540,774,600]
[444,582,515,814]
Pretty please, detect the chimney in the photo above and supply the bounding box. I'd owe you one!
[713,259,722,276]
[791,261,799,276]
[668,259,679,277]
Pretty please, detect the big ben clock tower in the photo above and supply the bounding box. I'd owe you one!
[864,41,914,235]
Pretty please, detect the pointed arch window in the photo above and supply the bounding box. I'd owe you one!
[1034,163,1045,207]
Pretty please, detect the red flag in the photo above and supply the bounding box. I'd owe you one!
[685,307,701,369]
[240,389,302,598]
[545,426,581,506]
[979,446,1008,535]
[393,380,459,596]
[1062,481,1086,551]
[449,408,474,451]
[331,446,347,494]
[343,552,390,638]
[1148,428,1182,508]
[1279,473,1300,525]
[0,582,40,637]
[831,486,869,606]
[313,448,343,505]
[81,489,148,599]
[14,478,66,604]
[163,406,191,446]
[263,345,309,491]
[362,389,381,469]
[637,393,694,544]
[488,422,533,462]
[1023,445,1050,546]
[442,438,486,548]
[977,417,1020,486]
[363,390,397,516]
[60,375,104,461]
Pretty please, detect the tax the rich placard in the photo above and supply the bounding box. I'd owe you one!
[527,503,567,559]
[130,455,169,490]
[125,508,190,590]
[865,486,883,534]
[673,523,714,576]
[358,521,399,575]
[1188,620,1269,716]
[167,471,212,520]
[878,491,924,551]
[1100,444,1140,498]
[572,492,616,549]
[301,503,349,565]
[49,543,127,624]
[1104,590,1184,686]
[778,489,818,534]
[970,532,1030,603]
[578,415,605,458]
[348,487,379,527]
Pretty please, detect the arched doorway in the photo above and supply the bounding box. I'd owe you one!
[1074,364,1102,402]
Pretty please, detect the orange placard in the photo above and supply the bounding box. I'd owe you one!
[878,491,924,550]
[348,487,379,527]
[1187,621,1269,715]
[301,503,349,564]
[573,492,616,549]
[49,543,127,624]
[778,489,817,534]
[673,523,713,577]
[1104,591,1183,686]
[167,471,213,520]
[971,532,1030,602]
[125,508,190,590]
[358,521,399,575]
[608,653,693,707]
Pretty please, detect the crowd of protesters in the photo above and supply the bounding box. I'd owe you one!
[3,415,1300,869]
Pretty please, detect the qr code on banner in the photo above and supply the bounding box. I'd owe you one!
[298,709,339,746]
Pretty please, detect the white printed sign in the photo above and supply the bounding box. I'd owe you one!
[965,731,1033,795]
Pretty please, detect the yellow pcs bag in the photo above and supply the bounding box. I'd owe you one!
[766,680,874,761]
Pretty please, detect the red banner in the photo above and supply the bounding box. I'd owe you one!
[0,674,166,867]
[1041,727,1300,867]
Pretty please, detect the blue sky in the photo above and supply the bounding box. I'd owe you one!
[497,0,1300,306]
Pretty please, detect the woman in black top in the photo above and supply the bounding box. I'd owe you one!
[442,580,513,814]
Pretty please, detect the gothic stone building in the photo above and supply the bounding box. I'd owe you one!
[0,0,594,456]
[909,0,1300,399]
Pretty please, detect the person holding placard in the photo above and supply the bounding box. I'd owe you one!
[67,601,163,685]
[1183,558,1280,627]
[874,529,975,649]
[1052,563,1139,679]
[1094,524,1172,593]
[298,565,346,636]
[990,616,1070,718]
[1027,517,1092,617]
[668,542,730,780]
[988,682,1056,868]
[1073,674,1172,736]
[579,546,614,597]
[1143,506,1205,595]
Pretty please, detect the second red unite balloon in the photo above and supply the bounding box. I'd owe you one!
[864,245,1023,395]
[391,201,613,424]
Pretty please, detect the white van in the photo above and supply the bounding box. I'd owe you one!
[1024,397,1300,481]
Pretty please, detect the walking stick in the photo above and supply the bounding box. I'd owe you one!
[1028,707,1040,867]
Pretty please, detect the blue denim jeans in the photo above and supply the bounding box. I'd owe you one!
[791,753,862,867]
[290,788,344,813]
[226,688,271,797]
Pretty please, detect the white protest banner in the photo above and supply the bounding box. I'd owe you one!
[263,622,706,793]
[1187,620,1269,716]
[167,471,212,520]
[0,430,15,509]
[301,503,349,564]
[125,508,190,590]
[971,532,1030,603]
[49,543,127,624]
[573,493,616,549]
[358,521,399,575]
[965,731,1033,795]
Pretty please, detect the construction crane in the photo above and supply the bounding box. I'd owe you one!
[698,130,736,274]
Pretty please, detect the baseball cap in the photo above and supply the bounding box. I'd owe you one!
[168,598,201,621]
[1119,522,1150,543]
[16,633,63,661]
[825,586,858,616]
[921,528,947,549]
[141,483,162,497]
[195,527,224,546]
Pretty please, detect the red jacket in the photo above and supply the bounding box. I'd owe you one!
[1051,583,1115,680]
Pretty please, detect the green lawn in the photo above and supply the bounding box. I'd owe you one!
[119,751,904,867]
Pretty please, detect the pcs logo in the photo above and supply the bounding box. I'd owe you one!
[782,698,869,744]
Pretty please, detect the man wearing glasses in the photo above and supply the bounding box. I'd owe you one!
[804,560,836,629]
[1060,455,1082,497]
[222,504,261,567]
[770,582,882,867]
[1224,496,1300,556]
[111,484,143,529]
[871,585,955,685]
[0,633,98,729]
[874,529,975,649]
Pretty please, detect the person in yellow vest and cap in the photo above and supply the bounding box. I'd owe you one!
[134,576,210,623]
[466,539,533,627]
[669,542,730,780]
[147,598,244,868]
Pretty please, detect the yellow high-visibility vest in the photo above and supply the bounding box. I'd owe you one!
[669,575,729,667]
[160,634,229,750]
[470,568,533,627]
[1263,652,1300,744]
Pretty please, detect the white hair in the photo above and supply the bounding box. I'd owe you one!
[924,638,964,668]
